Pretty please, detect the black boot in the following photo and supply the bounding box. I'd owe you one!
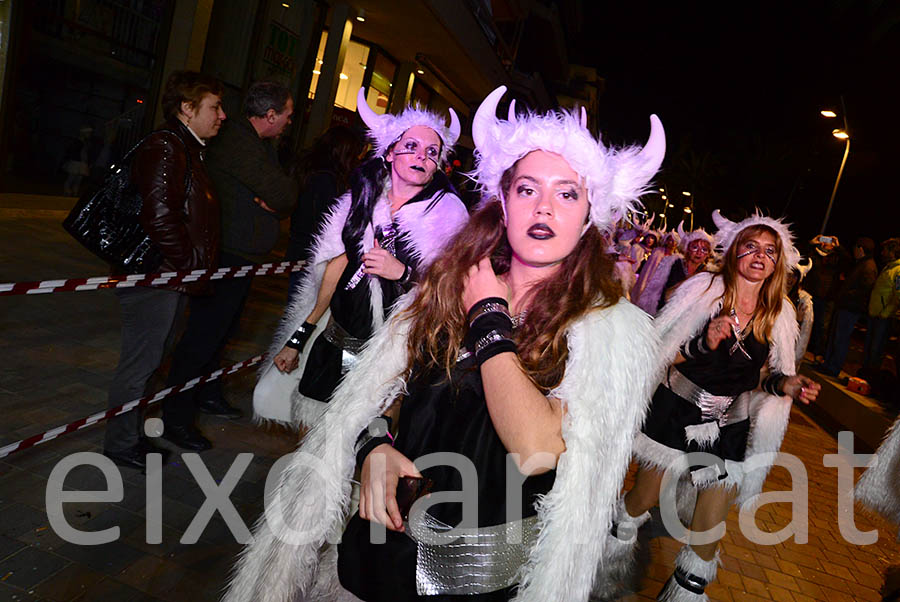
[197,397,243,418]
[104,439,170,470]
[162,424,212,451]
[657,545,718,601]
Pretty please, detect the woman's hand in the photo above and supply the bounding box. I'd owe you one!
[781,374,821,404]
[362,239,406,280]
[359,444,421,532]
[706,315,737,351]
[273,346,299,373]
[463,257,509,313]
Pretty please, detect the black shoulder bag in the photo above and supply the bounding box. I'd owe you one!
[62,130,192,274]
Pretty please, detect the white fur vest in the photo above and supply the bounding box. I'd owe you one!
[224,296,663,602]
[857,417,900,526]
[253,180,468,427]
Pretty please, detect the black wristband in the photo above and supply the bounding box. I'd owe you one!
[682,332,709,359]
[682,324,713,360]
[355,416,394,467]
[285,321,316,351]
[465,298,516,366]
[762,373,787,397]
[397,263,413,285]
[467,297,511,326]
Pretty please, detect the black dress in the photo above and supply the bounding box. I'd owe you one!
[337,355,556,601]
[642,319,770,476]
[298,214,421,402]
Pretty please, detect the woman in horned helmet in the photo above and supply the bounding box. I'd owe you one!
[223,86,665,601]
[253,89,469,427]
[601,210,821,601]
[632,227,679,303]
[614,212,656,297]
[635,221,714,316]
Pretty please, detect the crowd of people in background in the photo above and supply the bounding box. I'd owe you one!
[806,234,900,405]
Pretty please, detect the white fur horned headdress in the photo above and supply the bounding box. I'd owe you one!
[676,220,714,254]
[356,88,460,164]
[711,209,802,269]
[470,86,665,235]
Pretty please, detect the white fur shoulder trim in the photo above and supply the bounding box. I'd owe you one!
[857,417,900,525]
[516,300,663,601]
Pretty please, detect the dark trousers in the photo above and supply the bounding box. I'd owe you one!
[105,287,184,452]
[809,295,834,356]
[862,316,893,375]
[163,252,254,427]
[823,309,862,375]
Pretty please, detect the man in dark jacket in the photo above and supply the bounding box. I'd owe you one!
[161,81,297,450]
[818,236,878,377]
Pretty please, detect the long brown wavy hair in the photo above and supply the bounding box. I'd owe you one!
[400,177,622,392]
[719,224,787,343]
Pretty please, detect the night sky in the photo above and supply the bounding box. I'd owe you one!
[575,1,900,246]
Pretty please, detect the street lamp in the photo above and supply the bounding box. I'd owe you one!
[682,191,694,229]
[819,97,850,234]
[659,185,671,230]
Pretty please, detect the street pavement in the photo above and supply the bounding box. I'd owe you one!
[0,195,897,601]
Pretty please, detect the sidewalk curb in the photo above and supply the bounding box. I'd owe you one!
[800,362,894,451]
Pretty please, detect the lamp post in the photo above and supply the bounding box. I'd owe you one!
[658,187,668,230]
[682,191,693,229]
[819,96,850,234]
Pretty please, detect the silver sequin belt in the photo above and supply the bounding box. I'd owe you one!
[406,511,539,595]
[322,316,366,373]
[322,316,366,355]
[666,366,737,425]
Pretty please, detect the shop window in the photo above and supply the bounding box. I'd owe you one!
[366,53,395,115]
[411,81,432,108]
[308,31,370,112]
[308,31,327,100]
[334,40,369,110]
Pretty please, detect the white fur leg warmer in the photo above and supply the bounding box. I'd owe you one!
[592,497,651,598]
[657,545,719,601]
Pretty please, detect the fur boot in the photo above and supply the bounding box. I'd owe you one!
[592,497,651,598]
[657,545,719,601]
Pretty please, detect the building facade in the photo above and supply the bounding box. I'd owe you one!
[0,0,589,195]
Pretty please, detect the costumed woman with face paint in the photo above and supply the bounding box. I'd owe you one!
[635,221,714,316]
[223,86,666,601]
[599,210,821,601]
[252,89,469,427]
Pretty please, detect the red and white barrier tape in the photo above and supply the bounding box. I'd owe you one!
[0,260,305,297]
[0,354,266,459]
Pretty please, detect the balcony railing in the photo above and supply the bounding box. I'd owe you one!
[33,0,166,70]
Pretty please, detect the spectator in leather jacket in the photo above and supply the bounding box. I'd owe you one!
[161,81,299,448]
[103,70,224,470]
